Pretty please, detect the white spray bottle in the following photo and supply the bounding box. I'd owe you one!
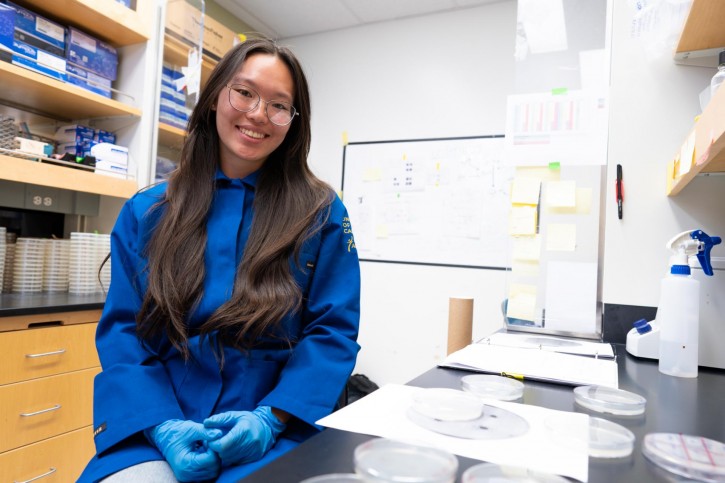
[657,229,721,378]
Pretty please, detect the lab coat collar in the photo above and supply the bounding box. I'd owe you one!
[215,167,259,189]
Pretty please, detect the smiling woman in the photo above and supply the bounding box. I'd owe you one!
[78,38,362,483]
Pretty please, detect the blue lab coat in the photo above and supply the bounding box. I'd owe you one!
[79,169,361,482]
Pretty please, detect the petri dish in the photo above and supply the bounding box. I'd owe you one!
[573,385,646,416]
[411,387,484,421]
[354,438,458,483]
[588,417,635,458]
[461,463,569,482]
[642,433,725,482]
[300,474,366,483]
[461,374,524,401]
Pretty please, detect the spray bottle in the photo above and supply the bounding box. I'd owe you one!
[657,229,721,378]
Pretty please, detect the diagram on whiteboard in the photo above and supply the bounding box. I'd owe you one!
[342,136,512,268]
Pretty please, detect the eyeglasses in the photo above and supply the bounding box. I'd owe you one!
[226,84,298,126]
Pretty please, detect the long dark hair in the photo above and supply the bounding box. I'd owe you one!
[137,38,332,358]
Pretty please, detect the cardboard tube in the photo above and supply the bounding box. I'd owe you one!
[447,297,473,355]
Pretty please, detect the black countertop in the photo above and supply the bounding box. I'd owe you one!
[242,345,725,482]
[0,292,105,317]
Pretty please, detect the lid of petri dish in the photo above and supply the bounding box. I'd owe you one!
[461,374,524,401]
[642,433,725,482]
[354,438,458,483]
[588,417,635,458]
[411,387,484,421]
[461,463,569,482]
[573,385,646,415]
[299,474,366,483]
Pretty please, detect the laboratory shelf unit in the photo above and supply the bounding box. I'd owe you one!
[0,154,138,199]
[0,61,141,121]
[158,121,186,149]
[18,0,149,46]
[674,0,725,66]
[667,58,725,196]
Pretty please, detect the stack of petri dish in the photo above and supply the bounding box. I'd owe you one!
[96,233,111,292]
[2,240,14,293]
[43,238,71,293]
[0,227,5,291]
[70,232,99,294]
[12,238,47,293]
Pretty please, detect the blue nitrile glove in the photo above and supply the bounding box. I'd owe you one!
[203,406,286,466]
[144,419,223,482]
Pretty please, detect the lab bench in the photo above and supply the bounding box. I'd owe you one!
[241,345,725,483]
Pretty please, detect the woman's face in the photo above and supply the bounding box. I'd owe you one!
[215,53,295,179]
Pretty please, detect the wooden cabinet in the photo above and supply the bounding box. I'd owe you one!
[666,0,725,195]
[0,309,101,482]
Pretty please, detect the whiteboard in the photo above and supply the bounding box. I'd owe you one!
[342,136,513,269]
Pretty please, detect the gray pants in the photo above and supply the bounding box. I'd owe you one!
[100,460,178,482]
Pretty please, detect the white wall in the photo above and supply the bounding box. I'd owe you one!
[285,2,518,385]
[285,1,725,386]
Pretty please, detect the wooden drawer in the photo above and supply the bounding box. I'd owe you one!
[0,323,99,385]
[0,426,94,483]
[0,367,100,453]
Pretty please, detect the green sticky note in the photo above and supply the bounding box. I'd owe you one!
[549,162,561,170]
[551,87,568,95]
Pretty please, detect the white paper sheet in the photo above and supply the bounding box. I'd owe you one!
[545,261,598,333]
[318,384,590,482]
[440,343,618,388]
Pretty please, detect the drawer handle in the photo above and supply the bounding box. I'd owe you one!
[14,467,56,483]
[25,349,66,358]
[20,404,62,417]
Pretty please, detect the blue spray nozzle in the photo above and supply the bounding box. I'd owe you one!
[690,230,722,276]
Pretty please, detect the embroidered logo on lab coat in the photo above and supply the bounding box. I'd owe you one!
[94,422,107,438]
[343,216,356,252]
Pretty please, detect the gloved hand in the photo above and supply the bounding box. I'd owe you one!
[145,419,223,482]
[203,406,286,466]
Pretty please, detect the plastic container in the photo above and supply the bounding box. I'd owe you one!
[642,433,725,482]
[461,374,524,401]
[710,50,725,100]
[461,463,569,482]
[657,265,699,378]
[354,438,458,483]
[573,385,646,416]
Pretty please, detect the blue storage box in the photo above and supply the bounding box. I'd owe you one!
[66,26,118,80]
[6,1,65,57]
[11,38,66,82]
[66,63,112,98]
[0,3,13,53]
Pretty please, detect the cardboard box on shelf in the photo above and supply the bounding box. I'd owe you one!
[165,0,235,61]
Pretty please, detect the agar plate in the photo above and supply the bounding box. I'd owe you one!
[461,374,524,401]
[354,438,458,483]
[461,463,569,482]
[411,388,484,421]
[573,385,646,415]
[642,433,725,482]
[408,402,529,440]
[588,417,635,458]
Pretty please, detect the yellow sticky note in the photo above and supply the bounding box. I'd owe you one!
[507,283,537,322]
[342,131,349,146]
[547,188,592,215]
[546,180,577,208]
[546,223,576,251]
[512,235,541,261]
[509,205,538,236]
[512,260,540,277]
[510,177,541,205]
[375,224,389,238]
